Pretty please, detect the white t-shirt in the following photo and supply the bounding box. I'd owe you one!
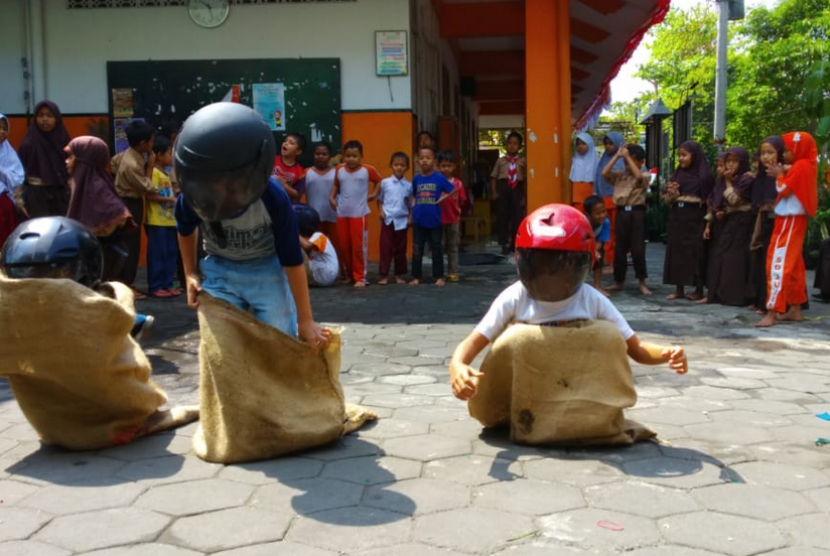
[377,176,412,231]
[304,167,338,223]
[307,232,339,286]
[334,164,382,218]
[474,281,635,342]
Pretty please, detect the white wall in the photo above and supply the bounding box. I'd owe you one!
[0,0,411,114]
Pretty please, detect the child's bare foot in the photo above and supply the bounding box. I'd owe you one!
[666,289,684,300]
[340,277,352,284]
[755,312,779,327]
[602,266,614,275]
[394,276,407,284]
[638,283,653,296]
[435,278,446,287]
[685,291,703,301]
[695,297,709,305]
[779,307,803,322]
[353,281,366,289]
[606,283,624,291]
[755,308,767,315]
[409,279,420,286]
[377,277,389,285]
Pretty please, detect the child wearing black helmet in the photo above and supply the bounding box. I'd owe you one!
[295,203,339,287]
[174,103,329,352]
[449,204,687,403]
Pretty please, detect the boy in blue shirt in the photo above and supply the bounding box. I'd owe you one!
[174,103,329,352]
[410,146,455,287]
[583,194,611,296]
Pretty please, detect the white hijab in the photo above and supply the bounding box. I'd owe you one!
[569,132,597,183]
[0,114,25,196]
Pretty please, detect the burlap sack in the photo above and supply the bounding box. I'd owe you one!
[193,293,377,464]
[469,321,655,446]
[0,276,196,450]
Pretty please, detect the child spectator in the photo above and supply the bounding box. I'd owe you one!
[410,146,455,287]
[602,144,652,296]
[0,113,24,247]
[593,132,626,266]
[376,151,412,285]
[328,140,382,288]
[437,150,467,282]
[414,131,437,176]
[175,103,329,351]
[662,141,714,301]
[111,120,156,296]
[294,203,339,288]
[449,204,687,404]
[65,136,132,282]
[755,131,818,328]
[273,132,307,203]
[570,132,598,212]
[144,136,180,298]
[490,131,526,255]
[304,141,339,265]
[583,194,610,296]
[17,100,71,219]
[749,137,785,313]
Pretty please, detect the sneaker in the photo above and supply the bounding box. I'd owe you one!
[447,274,459,282]
[131,314,155,341]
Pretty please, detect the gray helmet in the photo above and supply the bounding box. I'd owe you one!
[0,217,103,288]
[175,102,276,222]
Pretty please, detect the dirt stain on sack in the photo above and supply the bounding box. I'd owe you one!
[518,409,535,433]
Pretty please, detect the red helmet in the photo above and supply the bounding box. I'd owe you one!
[515,204,596,263]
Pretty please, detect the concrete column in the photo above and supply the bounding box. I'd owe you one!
[27,0,47,104]
[525,0,564,211]
[557,0,572,203]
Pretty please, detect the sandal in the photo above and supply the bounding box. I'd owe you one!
[132,288,148,300]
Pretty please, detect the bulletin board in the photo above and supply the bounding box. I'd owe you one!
[106,58,341,165]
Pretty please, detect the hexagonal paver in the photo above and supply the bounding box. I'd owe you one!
[708,410,793,428]
[392,406,468,423]
[731,461,830,491]
[659,512,787,556]
[136,478,254,516]
[81,543,203,556]
[360,394,435,409]
[288,507,410,552]
[34,508,169,553]
[10,452,125,486]
[524,457,622,486]
[806,486,830,513]
[424,455,522,485]
[354,544,468,556]
[355,419,430,440]
[0,507,51,542]
[429,419,487,440]
[116,455,221,485]
[757,548,830,556]
[98,433,193,461]
[321,456,420,485]
[694,484,816,521]
[252,477,363,514]
[0,479,40,506]
[473,479,584,515]
[623,455,735,488]
[303,436,381,461]
[161,507,291,553]
[779,514,830,550]
[404,384,452,397]
[383,434,470,461]
[683,386,751,401]
[701,376,767,389]
[378,375,436,386]
[585,481,699,518]
[537,508,661,551]
[0,540,71,556]
[20,478,146,515]
[624,547,724,556]
[627,408,710,426]
[212,542,336,556]
[729,399,807,415]
[217,457,323,485]
[489,547,593,556]
[683,422,772,445]
[415,507,534,554]
[364,478,468,515]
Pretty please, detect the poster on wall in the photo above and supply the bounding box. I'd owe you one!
[112,88,134,118]
[376,31,408,76]
[252,83,286,131]
[113,117,143,154]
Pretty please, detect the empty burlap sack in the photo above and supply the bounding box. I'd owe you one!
[0,276,197,450]
[193,293,377,464]
[469,321,655,445]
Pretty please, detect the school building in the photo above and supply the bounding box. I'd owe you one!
[0,0,669,260]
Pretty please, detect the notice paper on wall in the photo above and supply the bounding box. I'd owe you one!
[252,83,286,131]
[376,30,408,76]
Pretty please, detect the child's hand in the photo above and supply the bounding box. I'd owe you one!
[184,274,202,309]
[329,198,338,211]
[715,210,726,221]
[662,346,688,375]
[617,146,629,158]
[450,361,484,401]
[379,209,386,221]
[703,224,710,240]
[298,320,333,355]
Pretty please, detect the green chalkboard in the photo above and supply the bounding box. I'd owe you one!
[106,58,341,165]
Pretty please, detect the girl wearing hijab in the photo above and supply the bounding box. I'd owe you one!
[662,141,715,300]
[65,136,133,281]
[17,101,71,219]
[756,131,818,327]
[748,137,785,312]
[0,114,25,247]
[570,132,597,212]
[700,146,754,306]
[594,132,625,266]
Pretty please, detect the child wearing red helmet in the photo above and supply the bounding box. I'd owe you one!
[450,204,687,404]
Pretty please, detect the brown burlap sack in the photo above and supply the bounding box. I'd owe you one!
[469,321,655,446]
[193,293,377,464]
[0,277,196,450]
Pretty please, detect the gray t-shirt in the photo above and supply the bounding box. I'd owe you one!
[202,199,276,261]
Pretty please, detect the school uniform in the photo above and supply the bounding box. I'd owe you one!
[441,177,467,278]
[334,164,382,283]
[377,175,412,277]
[607,168,650,284]
[490,155,526,251]
[145,167,178,294]
[112,148,155,287]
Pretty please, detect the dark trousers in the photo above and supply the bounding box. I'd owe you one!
[24,183,69,219]
[118,196,144,287]
[99,228,128,282]
[614,206,648,283]
[412,224,443,280]
[815,238,830,300]
[496,179,525,250]
[379,222,408,276]
[145,225,178,293]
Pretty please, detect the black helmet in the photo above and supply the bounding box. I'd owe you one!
[293,203,320,238]
[0,217,103,288]
[175,102,276,222]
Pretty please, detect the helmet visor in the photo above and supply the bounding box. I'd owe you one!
[3,260,84,282]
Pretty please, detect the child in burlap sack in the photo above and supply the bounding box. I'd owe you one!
[449,204,687,445]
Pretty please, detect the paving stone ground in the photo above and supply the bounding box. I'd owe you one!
[2,243,830,555]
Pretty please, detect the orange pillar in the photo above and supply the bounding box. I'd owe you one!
[525,0,565,211]
[557,0,573,203]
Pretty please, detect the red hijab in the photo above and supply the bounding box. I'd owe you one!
[780,132,818,218]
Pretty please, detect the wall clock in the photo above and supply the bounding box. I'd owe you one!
[189,0,230,29]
